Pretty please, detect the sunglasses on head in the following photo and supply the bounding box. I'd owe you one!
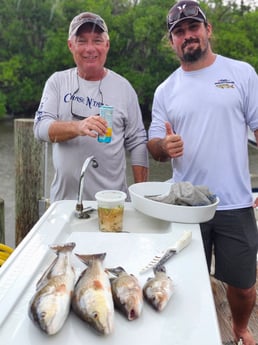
[168,3,206,26]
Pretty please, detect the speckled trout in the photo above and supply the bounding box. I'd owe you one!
[28,242,76,335]
[72,253,114,335]
[107,266,143,320]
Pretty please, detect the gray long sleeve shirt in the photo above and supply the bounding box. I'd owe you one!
[34,68,148,202]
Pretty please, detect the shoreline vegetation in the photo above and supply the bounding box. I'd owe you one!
[0,1,258,119]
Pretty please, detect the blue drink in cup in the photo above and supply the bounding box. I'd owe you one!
[98,105,113,143]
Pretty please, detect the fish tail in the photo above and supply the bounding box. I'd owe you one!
[106,266,125,276]
[153,264,166,274]
[75,252,106,265]
[50,242,76,254]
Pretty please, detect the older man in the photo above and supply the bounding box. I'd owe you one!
[34,12,148,202]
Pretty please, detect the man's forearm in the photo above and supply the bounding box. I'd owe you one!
[48,121,79,142]
[132,165,148,183]
[147,138,170,162]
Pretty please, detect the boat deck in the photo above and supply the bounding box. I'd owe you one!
[211,267,258,344]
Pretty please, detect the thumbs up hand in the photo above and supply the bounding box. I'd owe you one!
[162,121,184,158]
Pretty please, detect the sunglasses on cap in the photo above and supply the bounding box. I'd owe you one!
[167,2,207,32]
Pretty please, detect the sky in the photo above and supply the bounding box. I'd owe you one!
[224,0,258,8]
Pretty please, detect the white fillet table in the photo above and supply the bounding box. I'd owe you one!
[0,200,222,345]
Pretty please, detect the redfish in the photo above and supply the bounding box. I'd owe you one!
[28,242,76,335]
[143,265,174,311]
[107,266,143,320]
[72,253,114,335]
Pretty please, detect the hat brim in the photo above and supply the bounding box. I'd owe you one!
[69,19,107,38]
[169,17,204,33]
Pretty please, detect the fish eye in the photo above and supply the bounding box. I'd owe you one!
[40,311,46,318]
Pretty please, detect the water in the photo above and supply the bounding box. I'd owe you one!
[0,121,15,247]
[0,119,172,247]
[1,119,258,248]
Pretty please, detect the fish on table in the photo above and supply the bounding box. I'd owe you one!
[143,264,174,311]
[107,266,143,321]
[72,252,114,335]
[28,242,76,335]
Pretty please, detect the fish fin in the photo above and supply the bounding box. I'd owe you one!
[75,252,106,265]
[35,257,59,290]
[106,266,125,276]
[50,242,76,253]
[35,243,75,290]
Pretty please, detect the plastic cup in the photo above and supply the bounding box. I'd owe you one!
[95,190,127,232]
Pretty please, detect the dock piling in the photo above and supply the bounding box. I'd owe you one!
[14,119,44,245]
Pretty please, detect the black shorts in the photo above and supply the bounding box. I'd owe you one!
[200,207,258,289]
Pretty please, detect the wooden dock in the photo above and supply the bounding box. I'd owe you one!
[211,267,258,344]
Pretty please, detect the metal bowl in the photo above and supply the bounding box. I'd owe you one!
[128,182,219,224]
